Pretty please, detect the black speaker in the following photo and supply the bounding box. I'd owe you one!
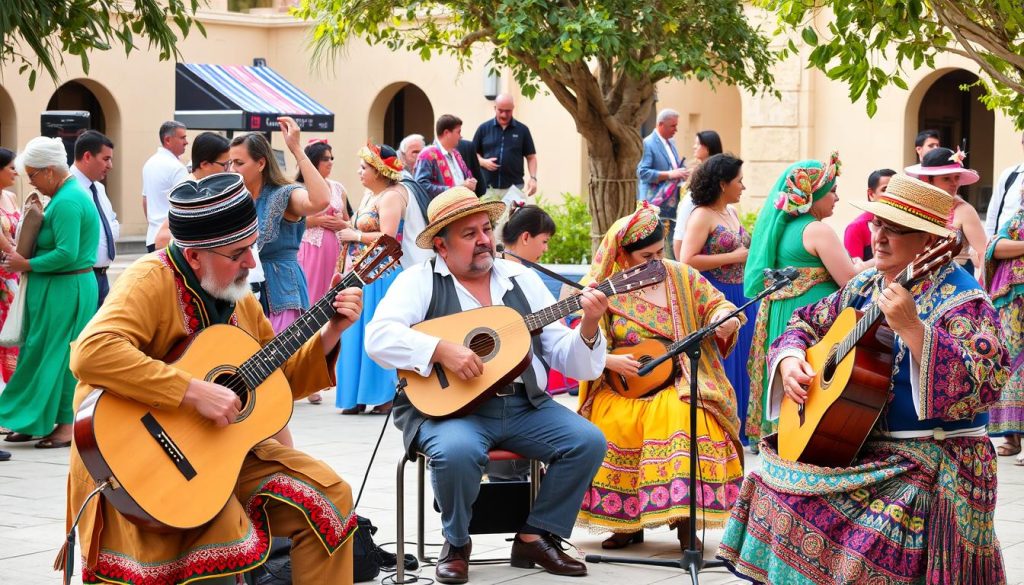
[433,480,533,535]
[41,110,90,165]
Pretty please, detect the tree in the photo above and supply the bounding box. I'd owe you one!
[293,0,777,240]
[760,0,1024,127]
[1,0,206,88]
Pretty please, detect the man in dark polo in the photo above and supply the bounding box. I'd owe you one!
[472,94,538,200]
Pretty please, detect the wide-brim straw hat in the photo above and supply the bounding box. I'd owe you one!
[850,173,953,238]
[416,186,507,249]
[904,162,980,186]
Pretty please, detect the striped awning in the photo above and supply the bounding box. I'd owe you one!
[175,63,333,132]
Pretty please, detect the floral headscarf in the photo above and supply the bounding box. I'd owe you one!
[582,201,661,286]
[743,153,841,298]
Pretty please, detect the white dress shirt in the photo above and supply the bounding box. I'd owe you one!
[71,165,120,268]
[985,163,1024,237]
[366,255,606,387]
[141,147,188,246]
[398,184,434,269]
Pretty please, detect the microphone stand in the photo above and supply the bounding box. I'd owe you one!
[585,269,797,585]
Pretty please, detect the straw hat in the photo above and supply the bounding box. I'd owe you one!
[850,173,953,237]
[416,186,506,249]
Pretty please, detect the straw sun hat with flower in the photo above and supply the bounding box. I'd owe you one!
[850,173,954,238]
[416,186,507,249]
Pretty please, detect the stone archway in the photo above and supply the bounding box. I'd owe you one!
[368,82,435,150]
[906,69,995,212]
[0,86,17,149]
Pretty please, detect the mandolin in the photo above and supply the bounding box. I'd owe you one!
[399,260,667,419]
[74,236,402,530]
[777,233,962,467]
[606,338,678,399]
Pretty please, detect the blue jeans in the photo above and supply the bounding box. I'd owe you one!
[415,392,606,546]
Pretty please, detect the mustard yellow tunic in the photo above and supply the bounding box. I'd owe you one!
[577,260,745,532]
[65,252,355,584]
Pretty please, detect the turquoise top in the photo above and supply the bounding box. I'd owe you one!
[29,178,99,274]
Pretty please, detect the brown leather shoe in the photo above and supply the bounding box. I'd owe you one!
[435,539,471,584]
[510,534,587,576]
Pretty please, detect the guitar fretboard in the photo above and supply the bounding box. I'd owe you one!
[522,271,658,333]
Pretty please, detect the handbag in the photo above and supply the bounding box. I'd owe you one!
[15,192,44,259]
[0,276,25,347]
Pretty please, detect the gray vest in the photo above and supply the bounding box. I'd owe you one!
[392,263,551,453]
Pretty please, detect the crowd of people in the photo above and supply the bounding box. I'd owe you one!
[0,96,1017,585]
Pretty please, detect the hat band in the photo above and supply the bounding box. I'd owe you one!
[877,195,947,227]
[918,164,971,174]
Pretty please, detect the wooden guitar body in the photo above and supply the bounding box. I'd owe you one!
[400,306,534,419]
[607,338,677,399]
[75,325,293,529]
[777,307,892,467]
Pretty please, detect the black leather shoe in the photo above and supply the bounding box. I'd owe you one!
[0,450,9,462]
[510,533,587,576]
[435,539,471,584]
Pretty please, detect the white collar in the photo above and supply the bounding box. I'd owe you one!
[70,164,93,188]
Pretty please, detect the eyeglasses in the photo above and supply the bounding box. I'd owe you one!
[869,218,922,236]
[206,243,255,262]
[27,168,47,182]
[210,160,230,169]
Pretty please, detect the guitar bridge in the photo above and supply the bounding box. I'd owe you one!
[141,413,197,481]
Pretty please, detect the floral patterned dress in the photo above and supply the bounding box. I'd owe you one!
[577,260,744,533]
[0,203,19,381]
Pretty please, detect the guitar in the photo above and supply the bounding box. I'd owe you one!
[399,259,667,419]
[606,338,678,399]
[777,233,962,467]
[74,236,402,530]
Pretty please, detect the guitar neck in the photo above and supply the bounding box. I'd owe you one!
[834,266,914,360]
[523,280,614,333]
[238,271,365,388]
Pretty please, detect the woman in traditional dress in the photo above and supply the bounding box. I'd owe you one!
[0,137,99,448]
[985,204,1024,459]
[678,154,757,444]
[296,140,349,405]
[335,142,407,415]
[228,117,330,445]
[576,201,745,552]
[742,153,866,453]
[0,148,21,382]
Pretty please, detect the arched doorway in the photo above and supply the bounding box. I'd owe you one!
[0,86,16,148]
[47,80,107,134]
[913,70,994,212]
[368,83,435,150]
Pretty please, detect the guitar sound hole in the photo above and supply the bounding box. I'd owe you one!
[822,357,837,386]
[468,332,496,359]
[214,372,250,409]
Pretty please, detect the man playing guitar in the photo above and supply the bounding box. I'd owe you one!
[64,174,364,585]
[718,173,1009,584]
[366,186,609,583]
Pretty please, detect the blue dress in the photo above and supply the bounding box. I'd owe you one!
[699,223,757,443]
[254,183,309,317]
[336,195,401,409]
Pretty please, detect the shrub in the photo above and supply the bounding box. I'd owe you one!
[538,193,592,264]
[737,206,759,235]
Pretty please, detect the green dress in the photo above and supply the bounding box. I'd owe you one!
[0,178,99,435]
[745,214,838,443]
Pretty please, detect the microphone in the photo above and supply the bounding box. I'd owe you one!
[766,267,799,283]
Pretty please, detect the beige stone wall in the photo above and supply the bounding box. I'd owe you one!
[0,6,1017,242]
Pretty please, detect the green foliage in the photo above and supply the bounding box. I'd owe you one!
[737,207,759,236]
[759,0,1024,128]
[538,194,592,265]
[0,0,206,89]
[229,0,272,11]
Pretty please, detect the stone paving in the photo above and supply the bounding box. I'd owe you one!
[2,390,1024,584]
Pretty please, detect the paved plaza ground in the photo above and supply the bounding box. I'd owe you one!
[3,390,1024,584]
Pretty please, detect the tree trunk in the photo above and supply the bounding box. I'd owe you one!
[586,150,642,251]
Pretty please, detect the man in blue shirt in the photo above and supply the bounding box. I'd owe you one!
[472,94,538,200]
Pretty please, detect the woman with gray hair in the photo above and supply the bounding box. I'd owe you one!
[0,136,100,449]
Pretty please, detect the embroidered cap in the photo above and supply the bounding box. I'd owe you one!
[168,172,258,249]
[850,173,953,237]
[416,186,506,249]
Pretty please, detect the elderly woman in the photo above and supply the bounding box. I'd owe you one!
[576,202,744,552]
[336,142,407,415]
[0,137,99,448]
[741,153,866,452]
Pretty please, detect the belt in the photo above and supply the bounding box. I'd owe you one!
[93,267,108,275]
[51,267,94,276]
[495,382,528,397]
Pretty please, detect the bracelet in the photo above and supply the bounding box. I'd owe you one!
[580,328,600,347]
[355,230,363,243]
[529,175,538,181]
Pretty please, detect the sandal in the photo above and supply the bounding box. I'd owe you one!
[307,392,323,405]
[676,522,703,553]
[997,438,1021,457]
[4,432,38,443]
[35,438,71,449]
[340,404,365,415]
[601,531,643,549]
[369,401,393,415]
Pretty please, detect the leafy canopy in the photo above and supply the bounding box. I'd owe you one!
[759,0,1024,127]
[0,0,206,88]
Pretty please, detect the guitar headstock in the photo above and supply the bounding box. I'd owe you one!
[901,230,963,286]
[351,235,403,285]
[607,259,667,294]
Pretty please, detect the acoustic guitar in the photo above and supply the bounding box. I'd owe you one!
[74,236,402,530]
[607,338,678,399]
[399,259,667,419]
[777,233,962,467]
